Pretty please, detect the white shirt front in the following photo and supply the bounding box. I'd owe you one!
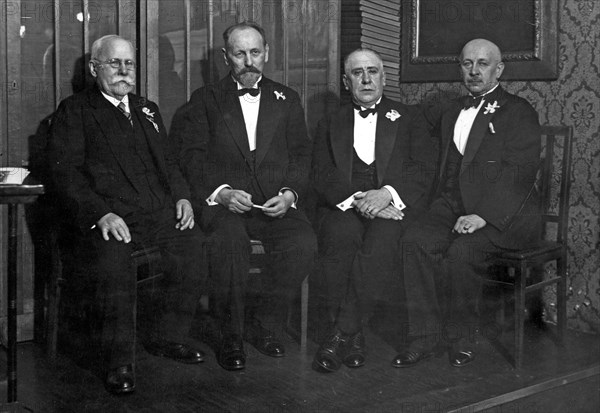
[237,77,261,151]
[453,84,500,155]
[353,104,378,165]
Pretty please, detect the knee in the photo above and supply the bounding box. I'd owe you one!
[318,212,362,246]
[92,237,133,266]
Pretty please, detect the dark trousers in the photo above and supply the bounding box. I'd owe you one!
[65,208,205,369]
[319,208,415,336]
[400,197,498,348]
[203,207,316,337]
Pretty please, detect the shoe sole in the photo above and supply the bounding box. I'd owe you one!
[106,385,136,395]
[312,359,342,373]
[255,348,285,358]
[145,349,205,364]
[313,360,343,373]
[218,361,245,371]
[343,360,365,368]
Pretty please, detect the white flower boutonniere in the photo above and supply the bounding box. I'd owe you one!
[142,107,160,133]
[385,109,401,122]
[274,90,286,100]
[484,101,501,115]
[488,122,496,134]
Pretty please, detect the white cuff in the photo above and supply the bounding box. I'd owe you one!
[206,184,231,206]
[279,187,297,209]
[336,191,362,211]
[383,185,406,210]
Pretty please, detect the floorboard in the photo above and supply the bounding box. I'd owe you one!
[1,322,598,413]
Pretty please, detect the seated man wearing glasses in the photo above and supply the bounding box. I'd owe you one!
[48,35,206,395]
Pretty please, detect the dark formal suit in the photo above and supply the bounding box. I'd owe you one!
[173,76,317,338]
[401,86,541,345]
[312,96,437,334]
[48,86,204,369]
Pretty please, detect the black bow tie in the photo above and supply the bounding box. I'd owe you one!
[237,88,260,97]
[354,103,378,118]
[462,95,484,110]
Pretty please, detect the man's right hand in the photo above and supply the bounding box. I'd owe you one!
[216,188,253,213]
[97,213,131,243]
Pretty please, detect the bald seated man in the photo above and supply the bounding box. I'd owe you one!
[311,48,436,373]
[394,39,542,368]
[48,35,206,395]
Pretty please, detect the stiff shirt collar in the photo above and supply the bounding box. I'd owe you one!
[353,96,382,112]
[101,91,130,112]
[469,83,499,99]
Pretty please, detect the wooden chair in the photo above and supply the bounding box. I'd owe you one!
[44,244,164,360]
[250,240,309,352]
[486,125,573,368]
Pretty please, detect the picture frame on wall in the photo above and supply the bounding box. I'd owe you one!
[400,0,559,82]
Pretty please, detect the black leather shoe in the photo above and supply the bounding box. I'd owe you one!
[105,365,135,395]
[343,331,366,368]
[449,349,475,367]
[391,350,435,368]
[144,340,205,364]
[244,324,285,358]
[218,334,246,371]
[313,330,347,373]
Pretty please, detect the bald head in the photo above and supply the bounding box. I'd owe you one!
[459,38,504,96]
[460,39,501,62]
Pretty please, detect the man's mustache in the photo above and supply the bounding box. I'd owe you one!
[239,67,261,75]
[114,79,136,86]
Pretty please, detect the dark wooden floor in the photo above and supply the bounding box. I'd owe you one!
[1,320,599,413]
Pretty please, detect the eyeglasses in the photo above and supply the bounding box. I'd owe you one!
[94,58,136,71]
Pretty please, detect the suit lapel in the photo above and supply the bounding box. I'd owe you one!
[440,103,463,181]
[88,89,142,192]
[331,105,355,183]
[131,97,168,177]
[255,80,280,168]
[460,87,507,174]
[216,77,253,166]
[375,98,400,186]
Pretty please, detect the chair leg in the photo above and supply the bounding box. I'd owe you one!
[513,263,527,369]
[556,255,567,346]
[45,243,63,361]
[45,279,61,360]
[300,275,309,353]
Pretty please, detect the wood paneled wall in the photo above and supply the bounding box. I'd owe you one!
[0,0,341,340]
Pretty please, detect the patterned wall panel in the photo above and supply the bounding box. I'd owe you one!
[360,0,599,333]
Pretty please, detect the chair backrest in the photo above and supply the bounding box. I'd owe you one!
[538,125,573,244]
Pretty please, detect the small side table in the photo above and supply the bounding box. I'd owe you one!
[0,184,44,408]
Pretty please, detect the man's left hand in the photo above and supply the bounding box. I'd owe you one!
[353,189,393,219]
[261,191,295,218]
[453,214,486,234]
[175,199,195,230]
